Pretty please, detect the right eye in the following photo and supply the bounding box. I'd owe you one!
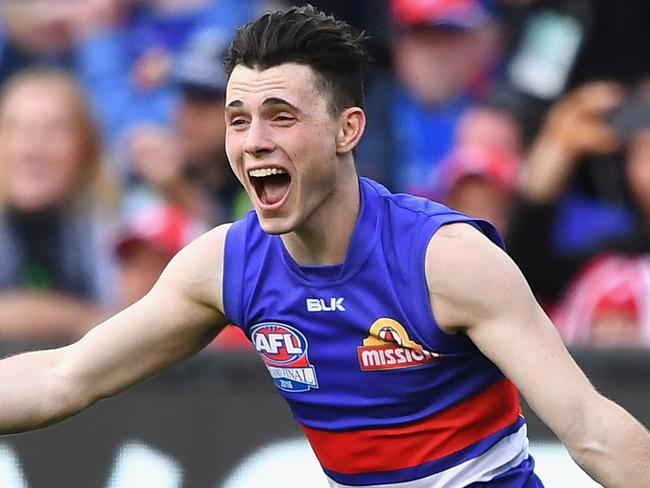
[229,118,249,128]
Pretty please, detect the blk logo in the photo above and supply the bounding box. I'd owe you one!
[306,297,345,312]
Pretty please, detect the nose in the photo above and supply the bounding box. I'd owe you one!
[243,118,275,157]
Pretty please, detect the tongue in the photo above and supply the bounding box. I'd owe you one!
[262,177,289,205]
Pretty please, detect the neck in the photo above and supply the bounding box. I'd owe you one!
[281,166,360,266]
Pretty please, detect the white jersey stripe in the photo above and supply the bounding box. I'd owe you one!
[326,424,529,488]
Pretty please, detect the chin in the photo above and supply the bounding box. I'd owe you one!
[256,213,297,236]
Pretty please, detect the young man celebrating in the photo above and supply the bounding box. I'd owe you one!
[1,5,649,487]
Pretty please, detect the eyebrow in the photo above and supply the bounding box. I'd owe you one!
[225,97,300,111]
[226,100,243,109]
[262,97,298,111]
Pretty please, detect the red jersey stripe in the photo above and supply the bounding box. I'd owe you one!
[301,378,521,475]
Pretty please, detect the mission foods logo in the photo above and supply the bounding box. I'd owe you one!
[358,318,441,371]
[251,322,319,392]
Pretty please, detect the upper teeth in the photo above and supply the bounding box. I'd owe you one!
[249,168,287,177]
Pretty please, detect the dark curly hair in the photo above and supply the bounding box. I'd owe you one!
[224,4,370,116]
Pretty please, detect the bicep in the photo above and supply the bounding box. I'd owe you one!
[59,225,230,403]
[427,223,599,443]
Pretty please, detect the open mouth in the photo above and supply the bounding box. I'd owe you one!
[248,168,292,207]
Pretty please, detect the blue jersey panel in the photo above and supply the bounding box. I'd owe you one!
[223,177,537,485]
[224,178,508,430]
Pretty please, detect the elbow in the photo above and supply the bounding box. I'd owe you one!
[563,421,624,488]
[564,436,605,469]
[553,393,650,487]
[557,394,613,473]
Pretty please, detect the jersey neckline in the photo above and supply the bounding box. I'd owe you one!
[277,178,381,285]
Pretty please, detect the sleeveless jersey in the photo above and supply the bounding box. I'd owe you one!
[223,178,543,487]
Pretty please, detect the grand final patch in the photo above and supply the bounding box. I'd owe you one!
[358,318,442,371]
[251,322,319,392]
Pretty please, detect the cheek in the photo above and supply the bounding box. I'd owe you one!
[56,136,83,168]
[293,132,336,175]
[49,137,86,187]
[6,139,82,189]
[0,128,34,162]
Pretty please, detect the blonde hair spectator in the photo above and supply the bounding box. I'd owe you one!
[0,67,120,341]
[0,67,118,210]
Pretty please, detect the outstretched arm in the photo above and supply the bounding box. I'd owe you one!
[0,224,231,434]
[426,223,650,488]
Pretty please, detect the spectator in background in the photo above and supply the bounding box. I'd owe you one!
[506,81,630,307]
[0,0,77,83]
[438,142,519,234]
[357,0,503,192]
[114,203,205,307]
[0,68,119,341]
[552,255,650,347]
[507,77,650,356]
[122,122,215,221]
[69,0,260,155]
[122,25,250,225]
[453,105,524,155]
[436,106,522,233]
[491,1,650,264]
[173,26,250,223]
[549,98,650,347]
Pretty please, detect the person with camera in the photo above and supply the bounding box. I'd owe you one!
[507,80,650,346]
[506,81,630,306]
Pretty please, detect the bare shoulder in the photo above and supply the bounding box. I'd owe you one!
[425,222,502,281]
[425,222,514,295]
[425,222,536,333]
[156,223,232,314]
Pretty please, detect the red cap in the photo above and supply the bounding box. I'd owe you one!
[391,0,491,29]
[439,144,519,194]
[552,255,646,345]
[592,279,641,323]
[115,203,204,259]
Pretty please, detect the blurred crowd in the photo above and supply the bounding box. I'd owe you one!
[2,0,650,350]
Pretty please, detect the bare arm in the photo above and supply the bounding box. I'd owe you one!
[0,224,231,435]
[426,223,650,488]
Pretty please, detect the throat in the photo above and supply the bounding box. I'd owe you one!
[282,187,361,266]
[282,229,345,266]
[264,163,362,267]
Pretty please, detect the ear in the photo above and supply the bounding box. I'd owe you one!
[336,107,366,155]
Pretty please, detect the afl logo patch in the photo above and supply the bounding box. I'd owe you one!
[251,322,319,393]
[358,318,442,371]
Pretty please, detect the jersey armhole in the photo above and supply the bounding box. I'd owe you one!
[222,218,248,328]
[411,216,504,346]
